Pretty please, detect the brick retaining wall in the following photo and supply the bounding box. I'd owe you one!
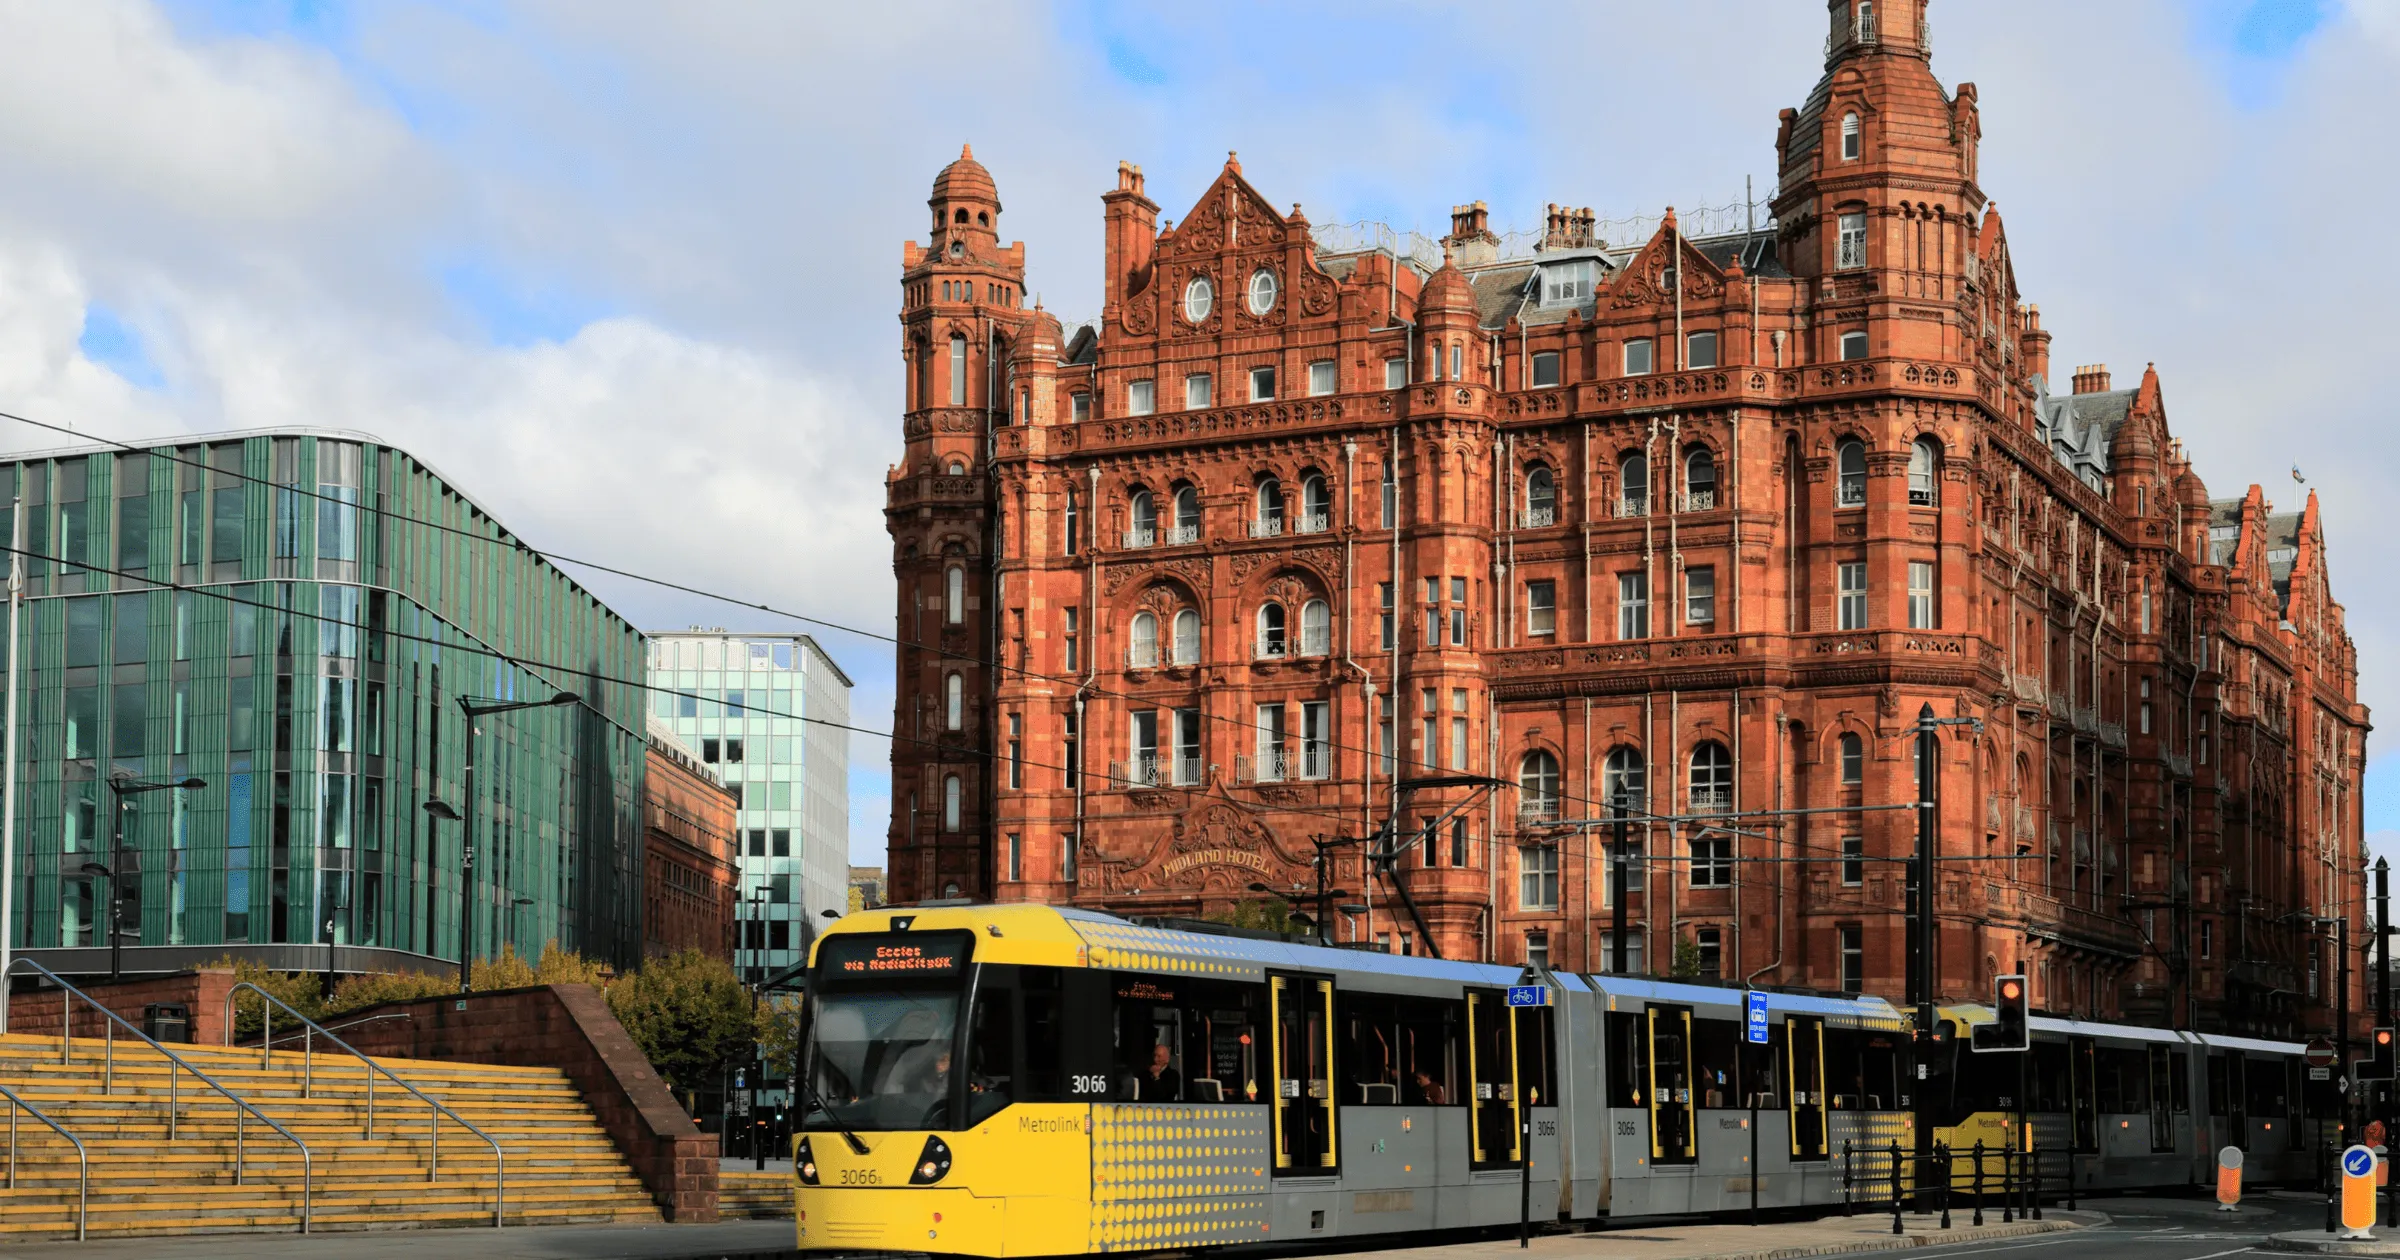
[6,969,235,1046]
[337,983,719,1222]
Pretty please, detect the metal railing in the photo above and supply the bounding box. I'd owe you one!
[0,1081,87,1240]
[7,957,314,1232]
[226,982,506,1227]
[1841,1139,2059,1233]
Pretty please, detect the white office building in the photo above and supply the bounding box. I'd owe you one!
[644,630,851,981]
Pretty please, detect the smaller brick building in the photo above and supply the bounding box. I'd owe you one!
[643,720,741,962]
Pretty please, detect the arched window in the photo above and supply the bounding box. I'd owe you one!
[1299,473,1331,532]
[943,774,962,830]
[1255,602,1287,658]
[1684,448,1717,510]
[1449,342,1463,381]
[947,458,966,475]
[1619,453,1650,516]
[1837,439,1867,507]
[945,672,964,730]
[1128,488,1156,547]
[1300,599,1330,656]
[1839,732,1863,785]
[1129,612,1160,669]
[948,333,968,406]
[1855,0,1876,42]
[945,565,965,624]
[1171,485,1201,543]
[1841,112,1861,161]
[1525,466,1556,526]
[1908,437,1940,506]
[1172,608,1200,665]
[1254,478,1286,537]
[1603,747,1646,812]
[1689,741,1733,814]
[1519,750,1561,822]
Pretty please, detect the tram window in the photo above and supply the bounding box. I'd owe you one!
[2206,1055,2229,1117]
[1515,1007,1556,1107]
[1950,1043,2014,1113]
[1606,1011,1649,1107]
[1693,1018,1741,1108]
[2244,1059,2289,1118]
[2095,1047,2146,1113]
[2030,1041,2071,1112]
[1339,992,1461,1105]
[966,987,1016,1124]
[1021,967,1064,1099]
[1743,1022,1785,1109]
[2171,1053,2190,1112]
[1109,973,1264,1104]
[1826,1028,1899,1111]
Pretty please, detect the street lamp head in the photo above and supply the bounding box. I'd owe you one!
[1246,882,1274,895]
[175,777,207,791]
[548,690,580,707]
[820,909,841,919]
[78,862,108,879]
[422,799,462,822]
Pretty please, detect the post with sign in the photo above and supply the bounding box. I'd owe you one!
[1747,991,1769,1225]
[2343,1144,2379,1239]
[1508,978,1548,1249]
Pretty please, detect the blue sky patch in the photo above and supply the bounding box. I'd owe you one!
[436,255,612,347]
[78,305,165,391]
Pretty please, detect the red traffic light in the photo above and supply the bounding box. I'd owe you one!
[1999,979,2022,1001]
[2379,1029,2394,1047]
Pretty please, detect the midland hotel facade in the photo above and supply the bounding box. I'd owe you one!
[883,0,2369,1038]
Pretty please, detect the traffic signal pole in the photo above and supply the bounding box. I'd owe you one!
[1914,706,1939,1169]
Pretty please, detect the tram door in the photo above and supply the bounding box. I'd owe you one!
[1787,1014,1828,1160]
[2147,1045,2176,1153]
[1648,1005,1697,1165]
[2069,1037,2098,1153]
[1465,990,1522,1169]
[2221,1053,2249,1150]
[1269,974,1338,1174]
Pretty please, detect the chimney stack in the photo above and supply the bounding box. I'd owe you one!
[1445,200,1499,268]
[2071,363,2111,395]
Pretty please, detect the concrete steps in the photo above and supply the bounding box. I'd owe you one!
[0,1032,662,1238]
[717,1170,792,1219]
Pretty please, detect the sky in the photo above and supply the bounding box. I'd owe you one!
[0,0,2394,874]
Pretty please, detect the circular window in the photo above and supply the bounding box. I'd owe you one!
[1184,275,1215,323]
[948,240,964,259]
[1247,268,1278,315]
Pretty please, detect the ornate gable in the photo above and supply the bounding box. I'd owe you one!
[1606,213,1729,311]
[1131,153,1338,338]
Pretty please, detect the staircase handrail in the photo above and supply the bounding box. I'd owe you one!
[0,1080,87,1240]
[6,957,313,1232]
[225,981,505,1228]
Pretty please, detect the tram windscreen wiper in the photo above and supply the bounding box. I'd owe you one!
[804,1077,872,1155]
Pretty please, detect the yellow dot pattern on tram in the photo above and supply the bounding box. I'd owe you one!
[1075,920,1265,980]
[1089,1104,1271,1250]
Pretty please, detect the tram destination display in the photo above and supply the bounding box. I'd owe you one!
[817,930,971,980]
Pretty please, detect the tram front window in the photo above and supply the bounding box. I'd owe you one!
[810,989,962,1130]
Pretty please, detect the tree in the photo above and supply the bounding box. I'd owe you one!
[1671,935,1703,979]
[605,949,758,1093]
[209,956,325,1042]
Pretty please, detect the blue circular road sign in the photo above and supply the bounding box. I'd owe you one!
[2344,1145,2376,1179]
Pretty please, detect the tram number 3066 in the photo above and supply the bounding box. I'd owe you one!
[1535,1120,1558,1137]
[1072,1075,1111,1095]
[838,1169,882,1185]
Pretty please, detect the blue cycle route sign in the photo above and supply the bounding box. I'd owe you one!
[1506,985,1549,1008]
[2344,1145,2377,1179]
[1745,991,1770,1044]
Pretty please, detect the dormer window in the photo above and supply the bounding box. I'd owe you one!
[1541,260,1595,308]
[1841,112,1861,161]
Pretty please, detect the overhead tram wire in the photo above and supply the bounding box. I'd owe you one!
[0,407,2008,842]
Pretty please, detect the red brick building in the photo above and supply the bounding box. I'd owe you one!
[884,0,2370,1038]
[643,721,741,962]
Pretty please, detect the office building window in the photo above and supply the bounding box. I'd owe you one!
[1839,925,1864,993]
[1840,330,1869,361]
[1378,582,1395,650]
[1907,561,1936,629]
[1837,212,1867,270]
[1128,379,1155,415]
[1385,358,1406,390]
[1623,338,1654,376]
[1531,351,1561,388]
[1686,330,1719,370]
[1185,373,1213,410]
[1618,571,1649,640]
[1309,359,1336,396]
[1007,714,1023,789]
[1007,834,1022,882]
[1519,845,1559,910]
[1449,576,1467,645]
[1526,579,1556,636]
[1842,835,1864,885]
[1685,566,1715,625]
[1694,927,1721,979]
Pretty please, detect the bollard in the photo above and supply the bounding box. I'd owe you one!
[1891,1139,1904,1236]
[1842,1140,1854,1216]
[2031,1145,2043,1221]
[1973,1140,1986,1227]
[2216,1144,2244,1214]
[2327,1144,2339,1235]
[2001,1142,2014,1224]
[2066,1145,2077,1212]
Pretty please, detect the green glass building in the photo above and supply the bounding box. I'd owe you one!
[2,429,648,978]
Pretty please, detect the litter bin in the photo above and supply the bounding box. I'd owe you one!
[144,1002,190,1043]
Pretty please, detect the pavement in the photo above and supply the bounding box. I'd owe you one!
[721,1157,794,1175]
[1312,1207,2100,1260]
[0,1220,799,1260]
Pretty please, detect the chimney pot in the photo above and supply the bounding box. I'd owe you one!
[2071,364,2111,394]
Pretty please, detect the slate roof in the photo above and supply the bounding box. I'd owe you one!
[2205,497,2305,614]
[2033,384,2134,493]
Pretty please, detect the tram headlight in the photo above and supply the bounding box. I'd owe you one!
[795,1136,819,1186]
[909,1135,955,1185]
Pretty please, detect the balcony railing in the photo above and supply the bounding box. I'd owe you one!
[1681,490,1716,512]
[2014,805,2036,842]
[1296,512,1330,535]
[1255,637,1287,660]
[1164,524,1200,545]
[1300,743,1330,780]
[1113,755,1161,789]
[2098,720,2127,750]
[1122,527,1155,549]
[1616,496,1648,519]
[2072,706,2099,737]
[1126,645,1160,670]
[1688,789,1732,815]
[2162,750,2193,779]
[1519,800,1562,826]
[1248,518,1285,539]
[1173,756,1202,787]
[1238,749,1291,783]
[1518,507,1557,528]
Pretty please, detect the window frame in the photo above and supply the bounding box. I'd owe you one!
[1617,571,1649,640]
[1836,211,1867,270]
[1185,372,1213,411]
[1684,565,1715,625]
[1308,359,1337,396]
[1250,365,1277,402]
[1128,378,1156,415]
[1184,274,1215,322]
[1839,330,1869,361]
[1837,561,1868,631]
[1526,579,1556,636]
[1530,350,1561,389]
[1623,338,1655,377]
[1685,330,1719,371]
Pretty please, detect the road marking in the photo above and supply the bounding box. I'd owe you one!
[1912,1235,2094,1259]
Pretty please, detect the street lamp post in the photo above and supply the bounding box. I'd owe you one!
[86,774,206,985]
[450,692,580,993]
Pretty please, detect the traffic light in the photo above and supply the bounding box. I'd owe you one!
[1973,974,2030,1053]
[2365,1027,2395,1081]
